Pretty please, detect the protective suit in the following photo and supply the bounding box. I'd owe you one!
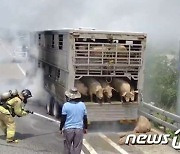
[0,89,32,143]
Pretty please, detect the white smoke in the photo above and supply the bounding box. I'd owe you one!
[21,68,50,104]
[0,35,49,105]
[17,44,50,104]
[0,0,179,51]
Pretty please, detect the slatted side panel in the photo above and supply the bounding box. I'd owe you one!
[75,66,139,80]
[86,102,139,122]
[74,42,143,80]
[74,43,143,65]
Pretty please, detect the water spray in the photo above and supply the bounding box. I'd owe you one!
[28,111,60,124]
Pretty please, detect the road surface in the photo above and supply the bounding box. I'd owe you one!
[0,101,179,154]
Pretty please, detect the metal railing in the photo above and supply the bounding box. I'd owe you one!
[139,102,180,131]
[74,42,143,79]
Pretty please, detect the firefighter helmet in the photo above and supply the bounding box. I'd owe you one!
[21,89,32,99]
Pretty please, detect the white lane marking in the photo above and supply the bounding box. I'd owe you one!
[17,63,26,76]
[34,113,87,154]
[99,133,129,154]
[80,151,85,154]
[33,112,60,124]
[83,138,98,154]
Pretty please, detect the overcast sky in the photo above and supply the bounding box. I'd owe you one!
[0,0,180,51]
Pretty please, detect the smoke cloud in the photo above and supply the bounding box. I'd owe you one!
[0,0,179,50]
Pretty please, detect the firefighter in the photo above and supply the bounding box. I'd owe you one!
[0,89,32,143]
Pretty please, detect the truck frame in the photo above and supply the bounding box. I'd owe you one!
[35,29,147,122]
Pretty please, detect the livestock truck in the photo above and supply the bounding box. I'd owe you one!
[35,29,147,122]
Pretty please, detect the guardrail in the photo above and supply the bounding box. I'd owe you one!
[139,102,180,131]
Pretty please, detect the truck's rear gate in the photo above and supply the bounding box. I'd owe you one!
[86,102,139,122]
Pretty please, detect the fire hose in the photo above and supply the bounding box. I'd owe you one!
[26,110,60,124]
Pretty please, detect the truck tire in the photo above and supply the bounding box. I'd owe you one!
[46,97,54,115]
[53,101,60,118]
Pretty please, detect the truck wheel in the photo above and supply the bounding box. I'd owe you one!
[46,97,54,115]
[53,102,60,118]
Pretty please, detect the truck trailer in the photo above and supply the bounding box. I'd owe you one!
[35,29,147,122]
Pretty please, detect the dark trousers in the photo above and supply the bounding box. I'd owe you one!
[63,128,84,154]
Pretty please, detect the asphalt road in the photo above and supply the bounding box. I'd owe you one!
[0,104,63,154]
[0,102,179,154]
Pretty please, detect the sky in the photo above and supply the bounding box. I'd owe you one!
[0,0,180,51]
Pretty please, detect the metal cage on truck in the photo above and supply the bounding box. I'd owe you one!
[36,29,147,122]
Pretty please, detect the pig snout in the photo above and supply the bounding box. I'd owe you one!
[124,96,130,102]
[124,92,134,102]
[104,87,113,99]
[107,91,112,98]
[129,92,135,101]
[130,95,135,101]
[130,91,138,102]
[98,93,103,100]
[97,89,104,100]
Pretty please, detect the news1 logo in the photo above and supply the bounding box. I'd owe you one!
[125,129,180,150]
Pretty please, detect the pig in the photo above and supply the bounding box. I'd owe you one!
[111,78,134,102]
[134,116,151,133]
[117,45,127,51]
[83,78,104,103]
[98,79,115,103]
[90,46,108,57]
[130,86,138,102]
[118,116,152,145]
[74,80,88,96]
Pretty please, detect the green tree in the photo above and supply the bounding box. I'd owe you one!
[144,53,178,111]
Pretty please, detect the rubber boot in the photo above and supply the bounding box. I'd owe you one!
[7,138,19,143]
